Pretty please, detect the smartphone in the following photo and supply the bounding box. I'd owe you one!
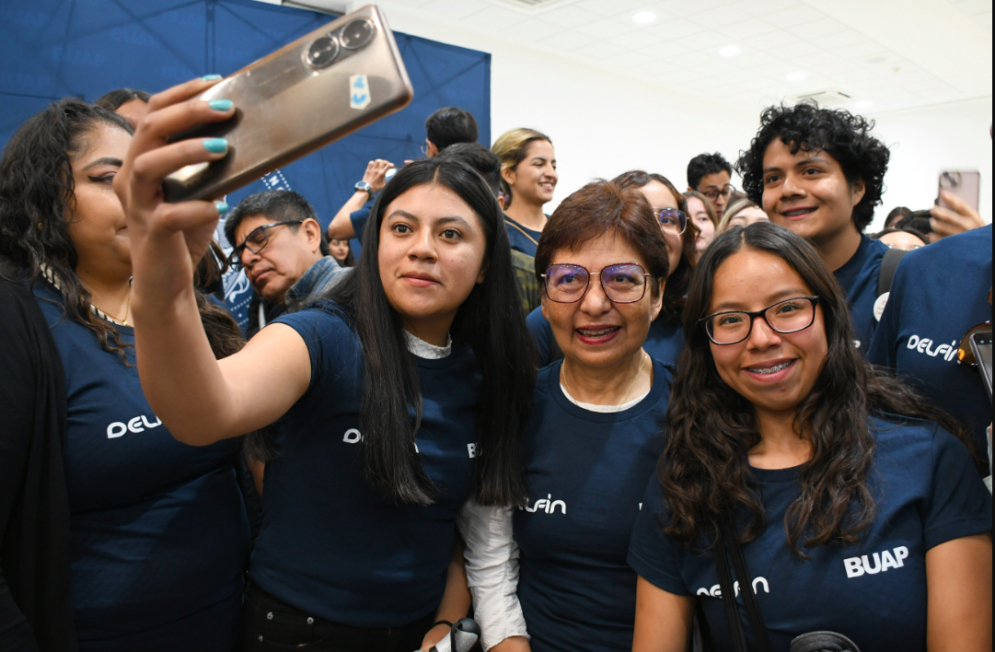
[938,170,981,212]
[163,5,413,202]
[969,326,993,403]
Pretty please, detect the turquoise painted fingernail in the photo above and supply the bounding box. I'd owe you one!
[203,138,228,153]
[209,99,232,111]
[216,200,229,215]
[201,74,222,81]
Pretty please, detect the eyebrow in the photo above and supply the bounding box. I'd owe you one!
[711,288,812,312]
[82,157,123,171]
[530,156,555,164]
[386,210,473,228]
[763,154,830,174]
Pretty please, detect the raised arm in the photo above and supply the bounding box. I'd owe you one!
[115,78,311,446]
[326,159,394,241]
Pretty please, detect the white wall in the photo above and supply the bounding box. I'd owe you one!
[373,2,759,211]
[869,97,993,231]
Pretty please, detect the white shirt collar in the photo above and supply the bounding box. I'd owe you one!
[403,330,452,359]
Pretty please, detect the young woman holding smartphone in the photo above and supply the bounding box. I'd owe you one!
[113,78,535,652]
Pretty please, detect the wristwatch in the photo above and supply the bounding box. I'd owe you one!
[355,180,374,199]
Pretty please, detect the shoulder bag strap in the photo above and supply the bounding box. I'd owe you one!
[713,527,749,651]
[877,247,909,297]
[724,521,775,652]
[504,219,540,247]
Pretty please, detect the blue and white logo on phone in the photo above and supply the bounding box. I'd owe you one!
[350,75,371,110]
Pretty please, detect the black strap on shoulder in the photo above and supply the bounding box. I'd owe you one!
[713,519,775,652]
[877,247,909,298]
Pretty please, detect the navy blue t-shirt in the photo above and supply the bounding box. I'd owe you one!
[253,302,480,627]
[869,225,992,456]
[834,235,888,352]
[514,359,674,652]
[526,307,684,369]
[350,201,373,244]
[33,283,251,652]
[505,217,542,258]
[628,416,992,652]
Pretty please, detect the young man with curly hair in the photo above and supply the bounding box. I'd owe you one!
[737,104,892,351]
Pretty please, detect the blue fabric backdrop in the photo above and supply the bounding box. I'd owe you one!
[0,0,491,328]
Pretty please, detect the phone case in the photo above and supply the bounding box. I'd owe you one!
[970,329,993,403]
[938,170,981,212]
[163,4,413,202]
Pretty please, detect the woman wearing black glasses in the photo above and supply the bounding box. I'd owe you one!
[629,222,991,652]
[460,180,674,652]
[526,171,696,369]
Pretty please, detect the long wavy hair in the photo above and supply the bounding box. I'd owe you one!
[662,222,970,556]
[324,158,536,507]
[612,170,697,323]
[0,98,244,363]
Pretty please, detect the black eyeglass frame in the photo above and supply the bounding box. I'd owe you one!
[700,296,821,346]
[700,184,737,201]
[226,219,305,270]
[541,262,652,305]
[655,208,688,235]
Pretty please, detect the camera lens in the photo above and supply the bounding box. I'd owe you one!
[940,171,961,189]
[306,35,340,69]
[340,19,375,50]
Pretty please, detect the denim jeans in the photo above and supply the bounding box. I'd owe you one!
[235,580,435,652]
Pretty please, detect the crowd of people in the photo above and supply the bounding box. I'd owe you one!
[0,69,991,652]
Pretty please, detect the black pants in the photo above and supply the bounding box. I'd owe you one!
[235,580,435,652]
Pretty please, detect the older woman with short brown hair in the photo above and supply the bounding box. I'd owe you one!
[459,180,677,652]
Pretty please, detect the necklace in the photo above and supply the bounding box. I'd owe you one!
[40,263,132,326]
[561,350,650,413]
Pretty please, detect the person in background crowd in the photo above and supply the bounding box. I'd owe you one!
[461,180,675,652]
[687,152,735,219]
[93,88,150,127]
[630,223,991,652]
[896,209,937,243]
[527,171,695,368]
[224,190,343,337]
[329,237,355,267]
[493,128,557,258]
[872,227,927,251]
[325,158,395,243]
[737,103,891,352]
[0,277,74,652]
[0,98,251,652]
[717,197,769,234]
[930,189,987,239]
[870,222,993,464]
[437,142,541,316]
[885,205,912,229]
[685,189,718,259]
[424,106,479,158]
[114,77,536,652]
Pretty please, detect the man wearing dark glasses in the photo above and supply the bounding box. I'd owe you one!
[223,190,343,336]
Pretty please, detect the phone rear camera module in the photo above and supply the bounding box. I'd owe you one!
[340,19,375,50]
[306,35,340,69]
[940,171,961,190]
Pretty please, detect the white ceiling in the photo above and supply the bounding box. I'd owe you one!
[343,0,993,115]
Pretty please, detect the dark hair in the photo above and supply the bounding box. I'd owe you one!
[885,206,912,228]
[661,221,970,557]
[224,189,330,257]
[612,170,697,323]
[872,226,928,244]
[94,88,151,112]
[687,152,733,190]
[438,142,502,198]
[896,210,934,236]
[0,98,244,365]
[425,107,479,152]
[737,104,891,232]
[535,179,670,295]
[323,158,536,507]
